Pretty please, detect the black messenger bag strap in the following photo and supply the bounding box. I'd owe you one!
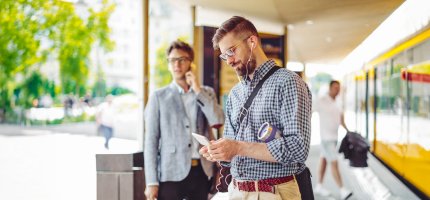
[236,66,279,131]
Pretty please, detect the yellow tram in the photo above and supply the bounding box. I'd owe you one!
[345,28,430,198]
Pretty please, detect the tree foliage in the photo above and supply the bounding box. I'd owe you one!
[14,71,55,108]
[0,0,115,120]
[153,42,171,88]
[0,0,50,113]
[48,0,115,95]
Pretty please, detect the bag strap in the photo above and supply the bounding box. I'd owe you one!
[236,66,279,131]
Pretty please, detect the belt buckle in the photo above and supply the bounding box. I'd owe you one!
[191,159,199,167]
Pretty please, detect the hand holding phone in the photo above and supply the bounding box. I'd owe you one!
[192,132,210,146]
[185,71,194,86]
[185,66,201,93]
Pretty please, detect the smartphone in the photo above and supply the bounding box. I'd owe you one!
[185,65,193,86]
[191,133,210,146]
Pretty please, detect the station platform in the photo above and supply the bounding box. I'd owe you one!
[306,145,419,200]
[0,124,422,200]
[212,145,420,200]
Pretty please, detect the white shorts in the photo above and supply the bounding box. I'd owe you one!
[320,141,338,161]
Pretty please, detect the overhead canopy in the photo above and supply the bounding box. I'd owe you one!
[182,0,404,65]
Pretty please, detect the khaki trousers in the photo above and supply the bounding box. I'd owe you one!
[228,177,301,200]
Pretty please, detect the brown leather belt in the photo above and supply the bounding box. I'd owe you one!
[233,176,294,193]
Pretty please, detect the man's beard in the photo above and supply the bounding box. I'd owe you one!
[235,58,256,78]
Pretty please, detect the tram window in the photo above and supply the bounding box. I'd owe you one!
[412,39,430,64]
[376,62,392,113]
[393,53,408,73]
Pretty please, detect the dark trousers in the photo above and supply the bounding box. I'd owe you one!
[100,125,113,148]
[296,167,314,200]
[158,163,209,200]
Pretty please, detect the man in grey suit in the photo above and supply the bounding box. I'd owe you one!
[144,40,224,200]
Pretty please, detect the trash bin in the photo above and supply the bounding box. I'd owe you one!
[96,152,145,200]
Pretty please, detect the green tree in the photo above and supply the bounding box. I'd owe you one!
[49,0,115,95]
[16,71,45,108]
[92,76,107,98]
[153,42,172,88]
[0,0,54,120]
[109,86,132,96]
[0,0,115,121]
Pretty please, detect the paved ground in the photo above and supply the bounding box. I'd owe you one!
[0,119,418,200]
[0,123,139,200]
[0,122,346,200]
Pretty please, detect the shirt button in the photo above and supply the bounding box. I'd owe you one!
[185,125,189,128]
[188,143,191,147]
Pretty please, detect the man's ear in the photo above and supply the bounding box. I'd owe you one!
[248,35,257,49]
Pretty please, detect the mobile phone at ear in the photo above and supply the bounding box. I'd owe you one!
[192,133,210,146]
[186,66,193,86]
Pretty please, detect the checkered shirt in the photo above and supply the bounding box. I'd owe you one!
[223,60,312,180]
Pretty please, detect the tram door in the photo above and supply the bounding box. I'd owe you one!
[402,42,430,197]
[373,54,409,176]
[355,73,366,139]
[365,69,376,144]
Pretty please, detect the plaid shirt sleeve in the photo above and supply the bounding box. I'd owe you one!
[223,95,236,140]
[219,96,235,167]
[266,74,312,164]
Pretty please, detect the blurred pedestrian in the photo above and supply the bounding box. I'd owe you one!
[313,80,353,199]
[83,92,92,107]
[64,93,75,116]
[96,95,115,149]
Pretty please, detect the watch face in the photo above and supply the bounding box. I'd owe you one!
[258,122,269,137]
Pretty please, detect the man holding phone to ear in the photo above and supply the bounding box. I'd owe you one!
[144,40,224,200]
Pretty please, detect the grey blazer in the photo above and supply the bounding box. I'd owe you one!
[144,83,224,185]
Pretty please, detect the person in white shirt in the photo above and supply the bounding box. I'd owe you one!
[96,95,115,149]
[313,80,353,199]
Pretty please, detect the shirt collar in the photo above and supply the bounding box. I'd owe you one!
[172,81,192,94]
[242,59,277,85]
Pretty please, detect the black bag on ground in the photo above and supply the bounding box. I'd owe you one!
[339,131,370,167]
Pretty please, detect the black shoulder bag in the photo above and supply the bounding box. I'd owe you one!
[216,66,279,192]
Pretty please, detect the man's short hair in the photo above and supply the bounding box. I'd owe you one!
[212,16,259,50]
[166,40,194,61]
[329,80,340,88]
